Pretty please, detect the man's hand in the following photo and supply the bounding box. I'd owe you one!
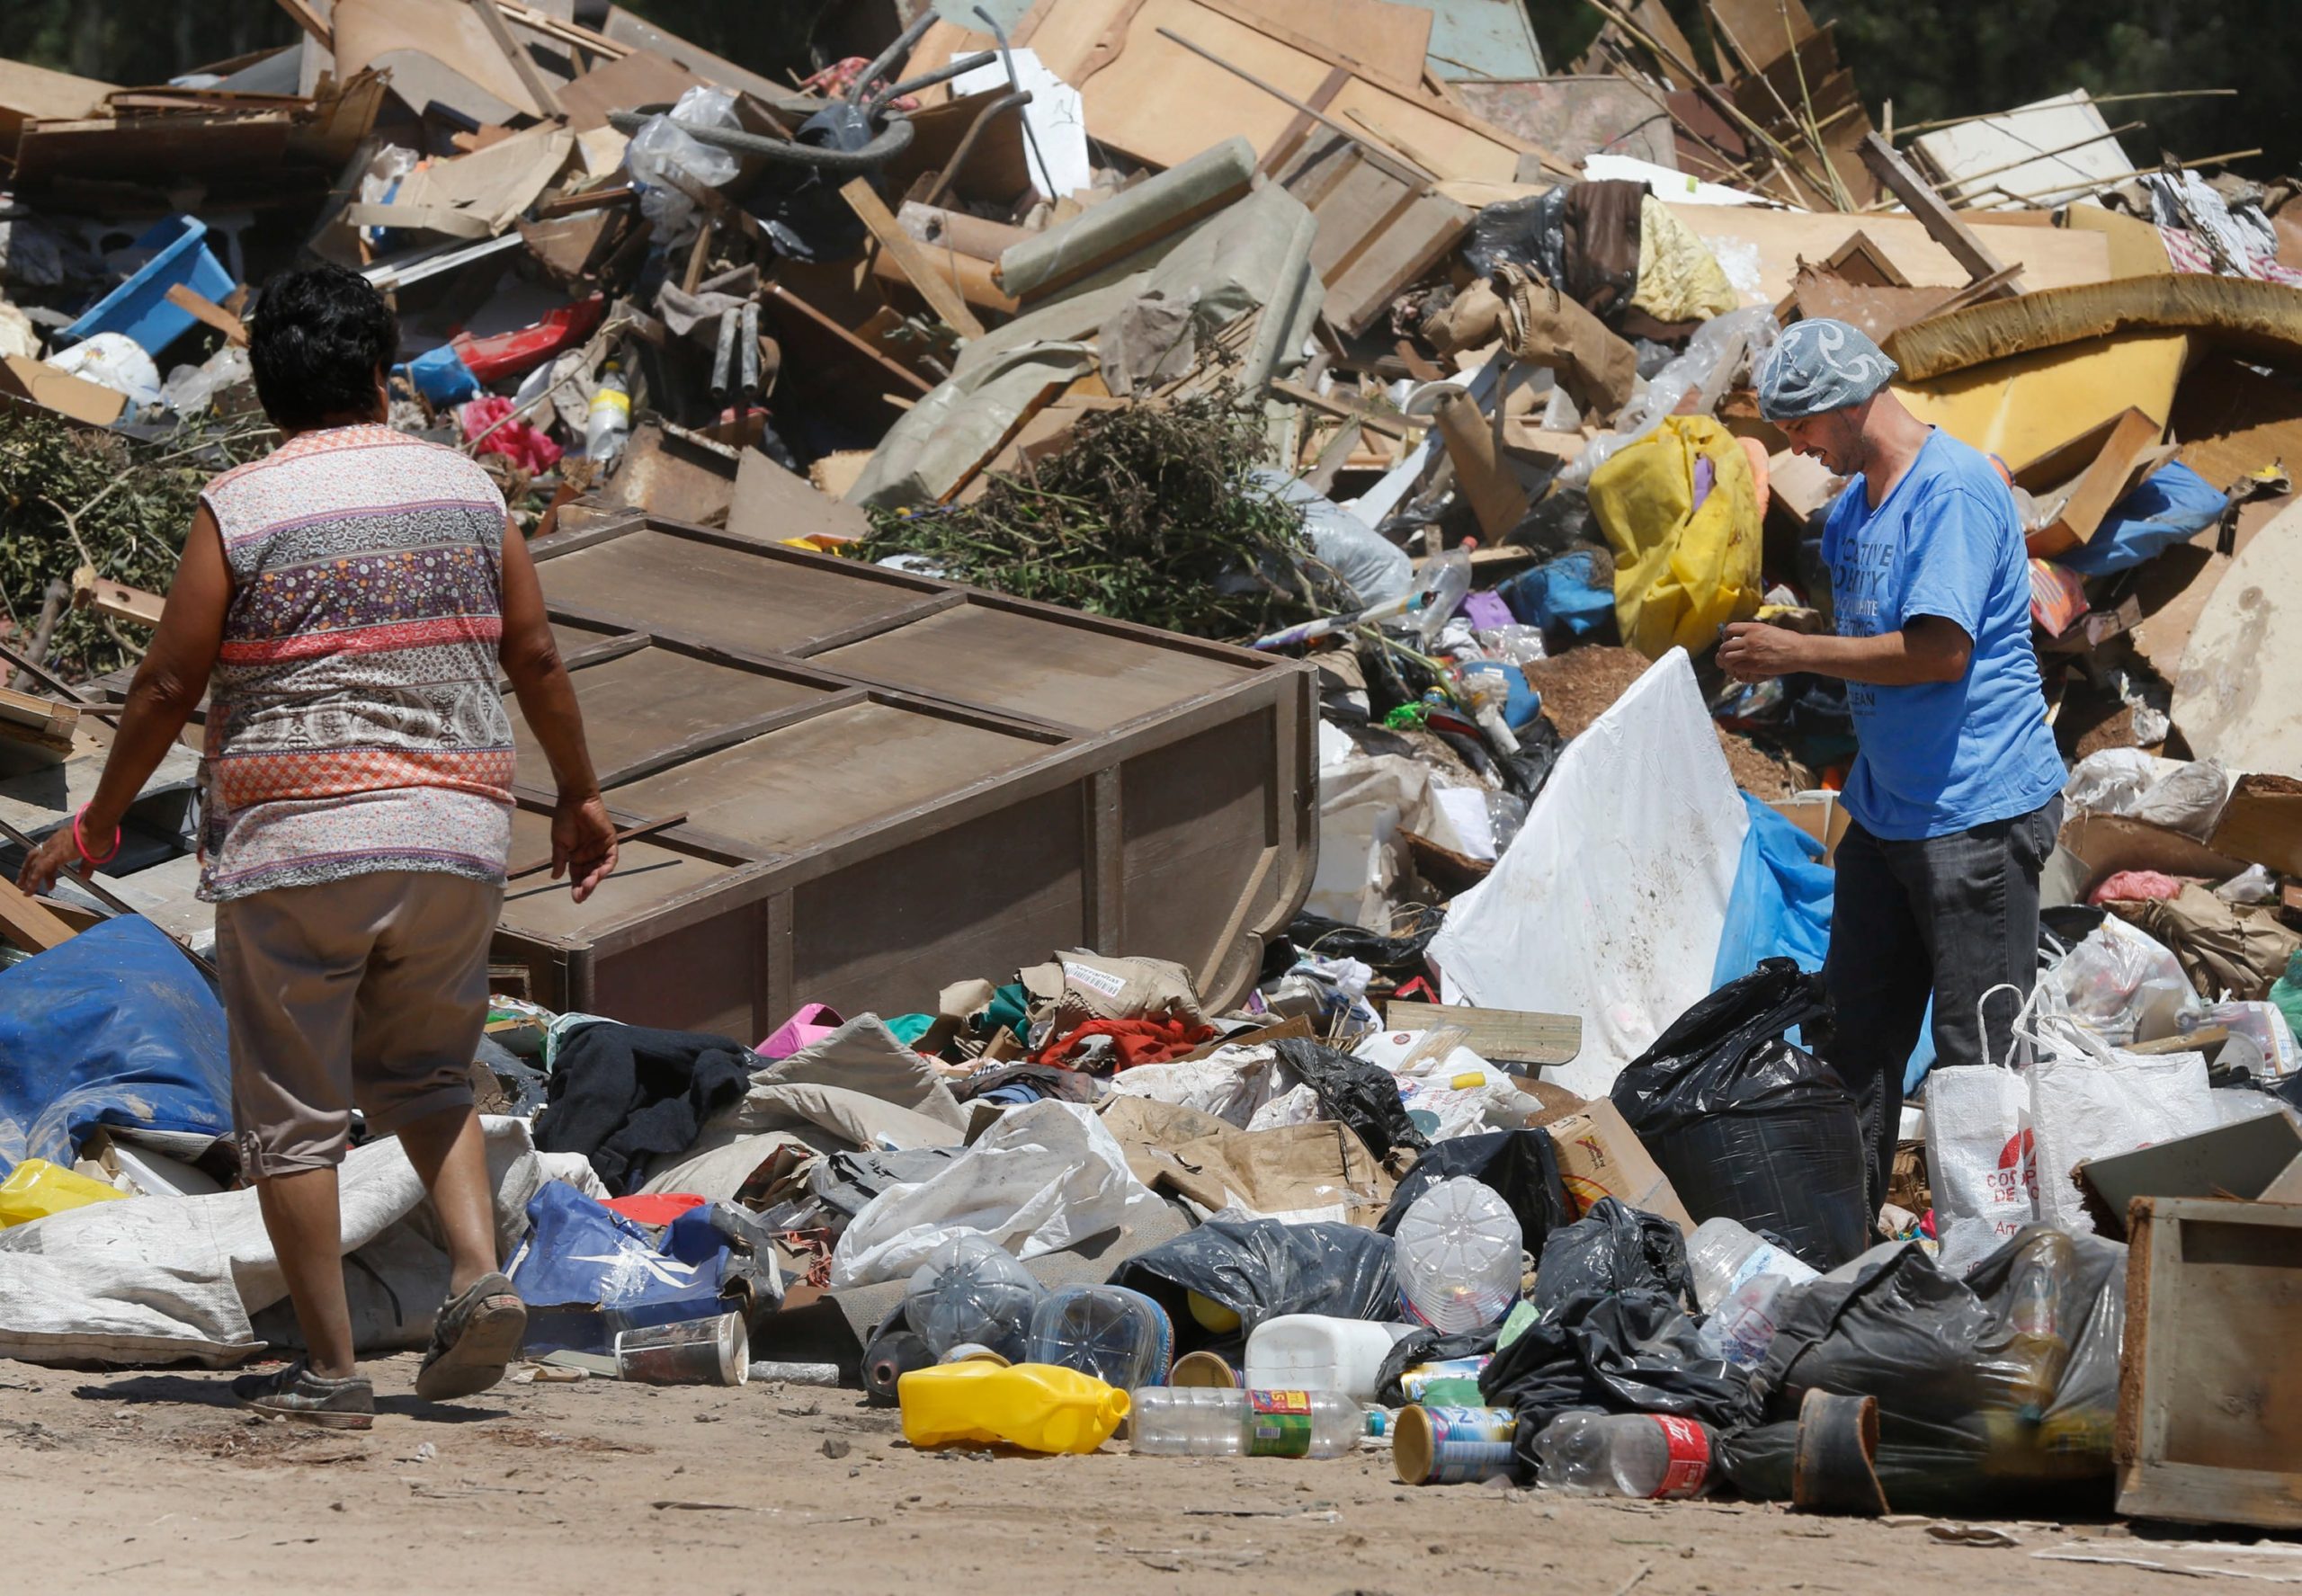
[551,790,619,904]
[15,827,87,898]
[1718,621,1809,682]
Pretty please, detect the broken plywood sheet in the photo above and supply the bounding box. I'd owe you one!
[1895,332,2189,477]
[1387,0,1546,80]
[1041,0,1524,181]
[1020,0,1433,91]
[1671,201,2111,304]
[335,0,551,120]
[347,122,573,238]
[727,450,871,547]
[1454,76,1672,170]
[0,58,115,136]
[557,47,706,134]
[2170,502,2302,774]
[1912,92,2134,212]
[2171,353,2302,489]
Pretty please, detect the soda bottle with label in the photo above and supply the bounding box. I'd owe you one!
[1129,1387,1367,1458]
[1532,1412,1716,1499]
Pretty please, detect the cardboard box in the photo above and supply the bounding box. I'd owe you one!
[0,355,127,426]
[1540,1100,1696,1234]
[1769,790,1853,868]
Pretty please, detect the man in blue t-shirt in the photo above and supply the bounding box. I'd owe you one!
[1718,318,2066,1216]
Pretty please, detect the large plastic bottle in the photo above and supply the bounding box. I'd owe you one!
[1244,1315,1420,1401]
[1392,1176,1523,1332]
[1025,1285,1173,1390]
[1694,1271,1795,1369]
[1686,1216,1821,1313]
[903,1234,1045,1362]
[1130,1387,1366,1458]
[1988,1228,2075,1417]
[1532,1412,1717,1499]
[584,358,631,468]
[897,1361,1129,1454]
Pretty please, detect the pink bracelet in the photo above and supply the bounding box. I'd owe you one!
[72,808,120,868]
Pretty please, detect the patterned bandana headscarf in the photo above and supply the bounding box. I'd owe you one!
[1755,317,1900,422]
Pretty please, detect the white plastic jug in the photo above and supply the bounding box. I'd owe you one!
[1244,1315,1420,1401]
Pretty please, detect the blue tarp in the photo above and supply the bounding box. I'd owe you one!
[0,915,228,1177]
[508,1181,730,1354]
[2050,459,2225,577]
[1712,792,1834,987]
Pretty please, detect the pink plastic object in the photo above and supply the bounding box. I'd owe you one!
[2089,869,2185,905]
[460,396,563,474]
[758,1003,844,1059]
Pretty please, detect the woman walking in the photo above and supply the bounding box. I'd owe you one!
[21,264,618,1427]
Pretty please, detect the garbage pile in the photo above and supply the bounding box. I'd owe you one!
[1,0,2301,1543]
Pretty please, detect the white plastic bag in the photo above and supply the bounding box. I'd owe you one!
[625,86,741,243]
[2026,1018,2218,1235]
[2041,914,2196,1044]
[47,333,162,410]
[1104,1044,1280,1128]
[2129,757,2230,840]
[1925,988,2039,1275]
[827,1099,1154,1288]
[2061,747,2156,815]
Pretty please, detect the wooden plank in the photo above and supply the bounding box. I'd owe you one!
[2208,773,2302,879]
[2021,406,2168,558]
[761,281,934,399]
[272,0,335,51]
[2117,1197,2302,1530]
[1270,378,1411,439]
[468,0,565,120]
[842,178,985,339]
[161,283,250,345]
[0,685,78,755]
[555,47,705,134]
[1859,131,2023,293]
[71,570,166,629]
[0,877,78,954]
[1384,998,1582,1067]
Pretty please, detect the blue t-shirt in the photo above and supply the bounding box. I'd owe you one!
[1821,430,2065,841]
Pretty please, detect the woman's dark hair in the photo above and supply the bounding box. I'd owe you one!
[247,263,398,431]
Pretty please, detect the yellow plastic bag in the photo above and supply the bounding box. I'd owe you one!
[898,1360,1129,1454]
[0,1157,129,1227]
[1587,415,1763,659]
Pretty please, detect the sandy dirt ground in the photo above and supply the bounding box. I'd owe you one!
[3,1353,2279,1595]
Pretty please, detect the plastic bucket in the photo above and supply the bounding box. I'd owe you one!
[612,1309,748,1386]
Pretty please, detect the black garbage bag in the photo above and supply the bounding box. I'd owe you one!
[1463,189,1566,281]
[1479,1288,1762,1479]
[1610,958,1869,1270]
[1271,1038,1428,1163]
[1277,910,1442,982]
[1108,1218,1397,1358]
[1531,1198,1692,1318]
[1714,1226,2127,1516]
[1377,1128,1572,1261]
[1373,1324,1499,1407]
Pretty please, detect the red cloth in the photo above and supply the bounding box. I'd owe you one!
[1033,1016,1215,1072]
[602,1192,708,1226]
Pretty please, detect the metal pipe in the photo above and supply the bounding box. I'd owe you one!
[867,50,999,117]
[973,5,1057,201]
[847,11,941,107]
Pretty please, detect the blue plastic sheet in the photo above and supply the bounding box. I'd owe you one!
[2051,460,2225,577]
[1497,551,1614,638]
[1712,792,1834,986]
[508,1181,730,1354]
[0,916,228,1177]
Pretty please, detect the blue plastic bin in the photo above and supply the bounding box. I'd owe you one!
[62,216,236,359]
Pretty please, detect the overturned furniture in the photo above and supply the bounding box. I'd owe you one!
[489,514,1316,1035]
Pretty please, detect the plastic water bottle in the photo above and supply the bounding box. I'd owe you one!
[584,358,631,468]
[1130,1387,1367,1458]
[903,1235,1044,1362]
[1686,1216,1820,1313]
[1392,1177,1523,1332]
[1244,1315,1420,1402]
[1695,1271,1795,1369]
[1024,1285,1173,1390]
[1532,1412,1717,1499]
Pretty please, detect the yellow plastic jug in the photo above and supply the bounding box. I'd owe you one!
[898,1360,1129,1454]
[0,1158,129,1227]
